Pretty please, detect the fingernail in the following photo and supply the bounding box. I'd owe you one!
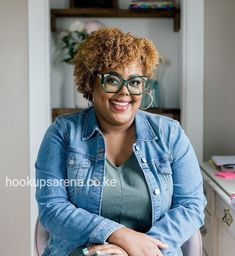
[82,247,89,255]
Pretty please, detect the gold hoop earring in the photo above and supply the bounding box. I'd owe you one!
[140,91,153,110]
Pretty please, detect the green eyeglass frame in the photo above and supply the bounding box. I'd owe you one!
[97,72,149,95]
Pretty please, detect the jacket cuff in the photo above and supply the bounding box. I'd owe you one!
[88,218,124,244]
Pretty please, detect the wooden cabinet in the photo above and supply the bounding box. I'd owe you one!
[217,220,235,256]
[52,107,180,122]
[215,195,235,256]
[201,162,235,256]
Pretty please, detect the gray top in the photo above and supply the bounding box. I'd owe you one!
[69,153,152,256]
[101,152,152,233]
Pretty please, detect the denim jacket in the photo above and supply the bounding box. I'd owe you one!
[35,107,206,256]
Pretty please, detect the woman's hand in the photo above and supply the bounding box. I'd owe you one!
[86,243,129,255]
[107,227,168,256]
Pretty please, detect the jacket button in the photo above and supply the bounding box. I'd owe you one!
[141,158,147,163]
[69,159,75,165]
[154,188,160,195]
[135,145,140,151]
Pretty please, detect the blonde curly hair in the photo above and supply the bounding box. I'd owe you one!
[73,27,159,100]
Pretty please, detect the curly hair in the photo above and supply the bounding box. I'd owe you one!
[73,27,159,100]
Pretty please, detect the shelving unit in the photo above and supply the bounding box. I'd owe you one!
[50,5,181,123]
[50,8,180,32]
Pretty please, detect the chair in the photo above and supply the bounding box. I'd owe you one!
[181,229,203,256]
[35,219,49,256]
[35,219,202,256]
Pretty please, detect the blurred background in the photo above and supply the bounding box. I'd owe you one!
[0,0,235,255]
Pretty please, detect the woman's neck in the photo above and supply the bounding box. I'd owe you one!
[97,116,135,135]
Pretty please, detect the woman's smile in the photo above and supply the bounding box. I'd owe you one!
[109,99,132,111]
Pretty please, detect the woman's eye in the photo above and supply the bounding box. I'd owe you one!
[107,78,115,83]
[129,79,141,87]
[105,76,120,84]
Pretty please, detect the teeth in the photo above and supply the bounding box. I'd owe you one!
[112,101,129,106]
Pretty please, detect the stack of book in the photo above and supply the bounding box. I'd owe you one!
[210,155,235,170]
[210,155,235,179]
[129,0,176,10]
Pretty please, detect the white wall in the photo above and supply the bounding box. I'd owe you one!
[0,0,30,255]
[0,1,50,255]
[28,0,51,255]
[180,0,204,162]
[50,0,181,109]
[204,0,235,160]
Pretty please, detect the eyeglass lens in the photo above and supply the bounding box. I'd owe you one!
[101,73,147,95]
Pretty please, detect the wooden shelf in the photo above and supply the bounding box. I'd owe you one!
[51,8,180,32]
[52,108,180,122]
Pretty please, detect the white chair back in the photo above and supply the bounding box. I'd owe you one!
[35,219,49,256]
[181,229,203,256]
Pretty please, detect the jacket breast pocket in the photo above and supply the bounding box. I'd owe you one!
[152,155,173,208]
[66,152,91,204]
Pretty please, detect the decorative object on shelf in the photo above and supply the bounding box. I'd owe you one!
[58,19,104,63]
[149,80,160,108]
[145,55,168,108]
[129,0,176,10]
[56,19,104,109]
[69,0,118,8]
[118,0,130,9]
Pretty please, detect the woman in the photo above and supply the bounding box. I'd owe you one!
[36,28,206,256]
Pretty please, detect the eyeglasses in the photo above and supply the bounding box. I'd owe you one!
[97,72,149,95]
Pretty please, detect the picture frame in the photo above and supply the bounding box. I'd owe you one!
[69,0,118,9]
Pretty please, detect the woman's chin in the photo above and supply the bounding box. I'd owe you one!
[109,110,136,126]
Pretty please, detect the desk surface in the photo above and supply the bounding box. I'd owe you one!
[201,162,235,196]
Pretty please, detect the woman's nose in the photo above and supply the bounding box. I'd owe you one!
[117,82,130,96]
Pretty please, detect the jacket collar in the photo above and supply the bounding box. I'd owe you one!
[135,110,158,141]
[82,107,158,141]
[82,107,101,140]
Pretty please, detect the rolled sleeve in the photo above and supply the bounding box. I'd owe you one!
[146,122,206,254]
[36,118,124,246]
[89,219,124,244]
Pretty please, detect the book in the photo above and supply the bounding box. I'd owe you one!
[211,155,235,166]
[211,155,235,171]
[129,1,176,9]
[215,171,235,179]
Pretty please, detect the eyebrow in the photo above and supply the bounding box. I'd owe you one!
[103,71,144,79]
[104,71,121,77]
